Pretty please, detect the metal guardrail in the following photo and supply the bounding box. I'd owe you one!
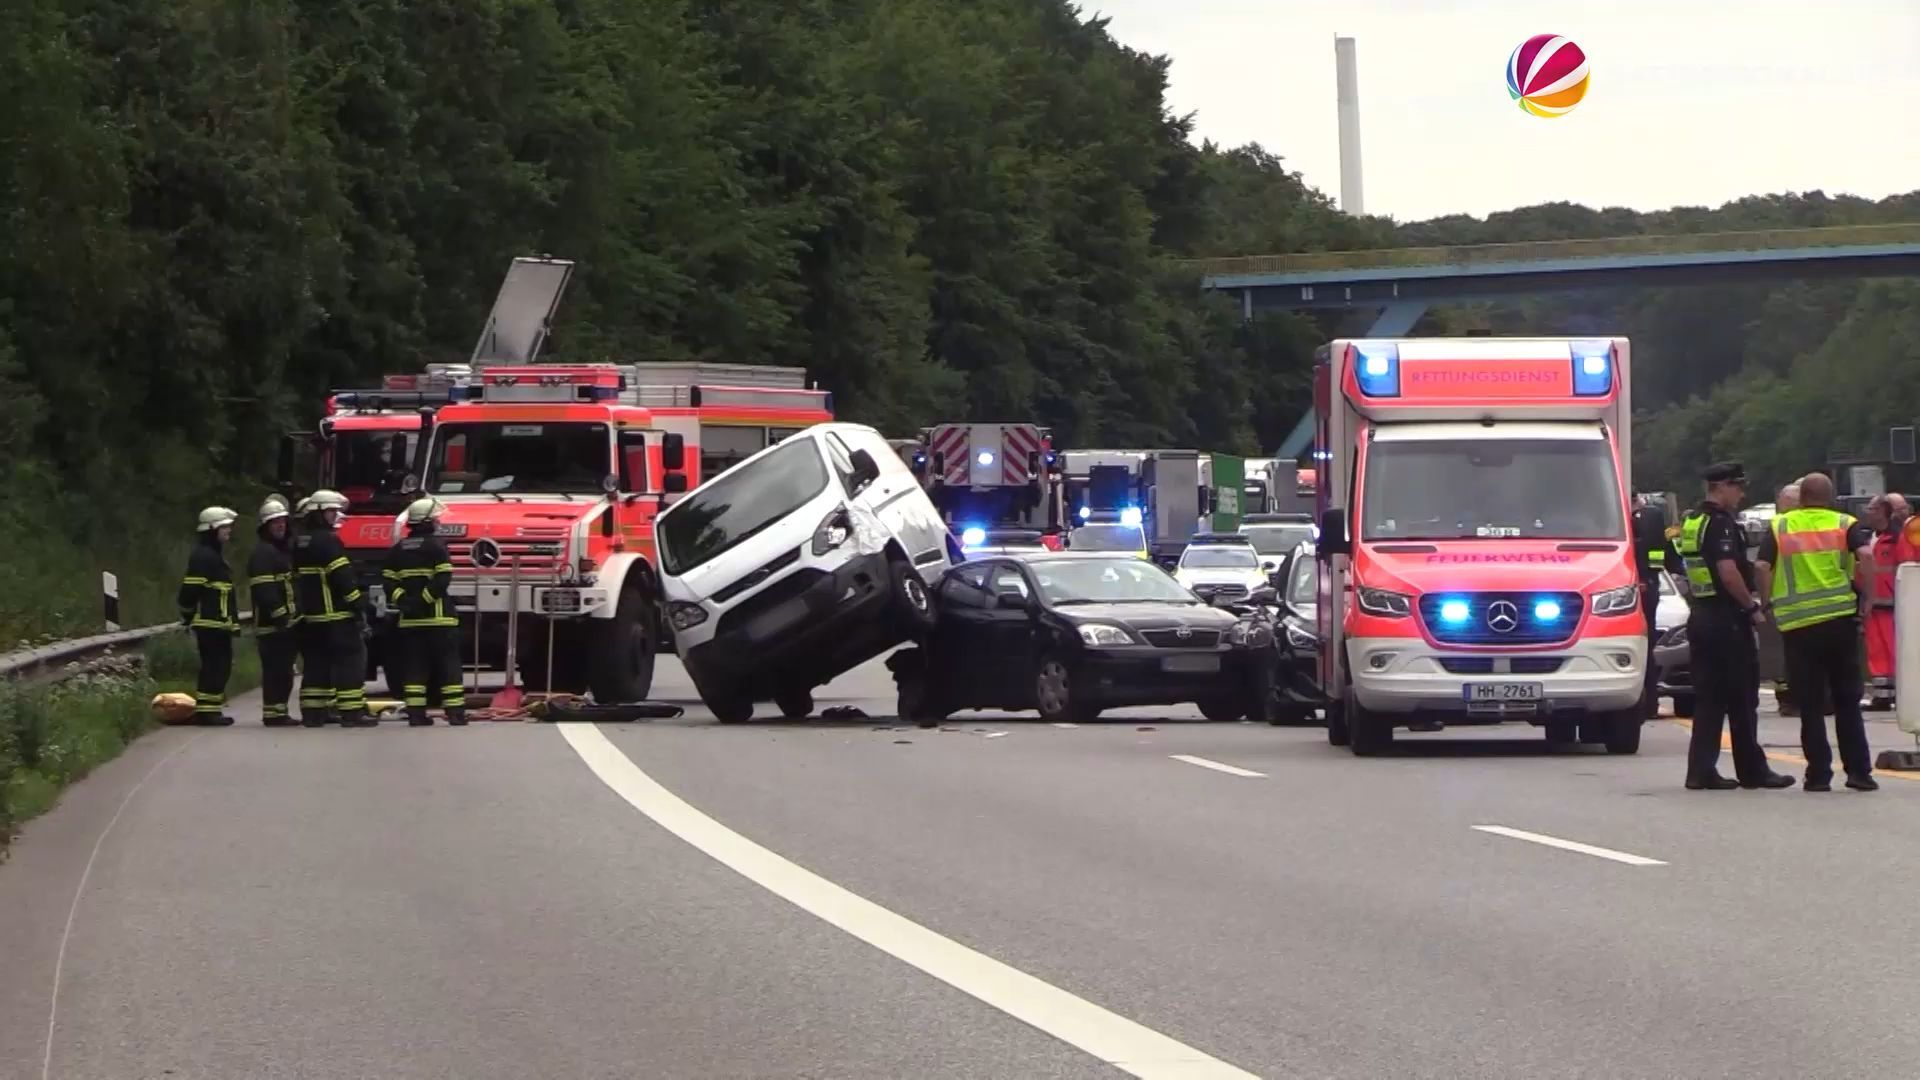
[0,624,180,684]
[1185,222,1920,278]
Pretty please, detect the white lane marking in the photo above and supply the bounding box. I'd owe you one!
[1471,825,1666,867]
[1051,722,1079,729]
[44,732,208,1080]
[560,725,1255,1080]
[1168,754,1268,779]
[984,731,1009,739]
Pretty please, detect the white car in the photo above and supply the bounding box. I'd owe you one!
[656,423,959,723]
[1173,538,1266,605]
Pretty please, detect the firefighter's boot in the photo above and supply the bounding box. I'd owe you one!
[408,706,433,727]
[446,707,469,727]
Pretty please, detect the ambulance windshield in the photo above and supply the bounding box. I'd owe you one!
[1361,437,1624,541]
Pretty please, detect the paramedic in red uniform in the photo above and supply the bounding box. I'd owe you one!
[1863,494,1909,707]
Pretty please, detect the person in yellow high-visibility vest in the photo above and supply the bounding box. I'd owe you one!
[1755,472,1879,791]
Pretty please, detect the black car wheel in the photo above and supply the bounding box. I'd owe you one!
[1198,698,1245,722]
[775,687,814,720]
[897,672,947,729]
[1035,656,1097,724]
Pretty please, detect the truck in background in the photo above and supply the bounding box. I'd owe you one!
[915,422,1065,549]
[1311,337,1646,756]
[1203,454,1246,534]
[1144,450,1204,565]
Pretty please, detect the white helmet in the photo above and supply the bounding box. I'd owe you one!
[306,489,350,514]
[405,496,447,526]
[258,495,291,525]
[197,506,239,532]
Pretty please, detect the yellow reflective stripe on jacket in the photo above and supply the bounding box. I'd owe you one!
[1770,508,1859,631]
[1676,512,1716,596]
[297,566,354,621]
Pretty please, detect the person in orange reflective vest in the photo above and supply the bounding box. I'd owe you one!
[1865,493,1915,709]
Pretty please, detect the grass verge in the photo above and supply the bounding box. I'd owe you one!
[0,630,262,853]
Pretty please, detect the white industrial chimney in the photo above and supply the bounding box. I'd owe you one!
[1334,35,1365,215]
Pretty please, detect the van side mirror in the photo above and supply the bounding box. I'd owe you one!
[848,448,880,490]
[664,473,689,494]
[661,432,686,473]
[1318,507,1350,556]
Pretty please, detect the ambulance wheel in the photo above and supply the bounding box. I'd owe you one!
[1671,694,1695,718]
[1604,708,1642,755]
[589,586,657,704]
[1348,702,1394,757]
[1326,700,1351,747]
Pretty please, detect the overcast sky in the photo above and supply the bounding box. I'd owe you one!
[1085,0,1920,222]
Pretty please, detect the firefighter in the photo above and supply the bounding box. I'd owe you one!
[1632,495,1682,718]
[383,497,467,726]
[1863,493,1911,708]
[247,495,300,726]
[1770,482,1803,717]
[292,489,374,727]
[1675,463,1794,790]
[177,506,240,726]
[1755,472,1878,791]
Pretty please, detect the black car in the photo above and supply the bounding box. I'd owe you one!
[889,553,1262,724]
[1263,540,1325,723]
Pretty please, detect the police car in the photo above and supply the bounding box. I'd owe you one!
[1172,532,1266,605]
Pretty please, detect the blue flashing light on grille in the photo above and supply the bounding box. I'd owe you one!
[1079,505,1092,521]
[1439,599,1471,625]
[1571,341,1613,396]
[976,450,995,467]
[1354,344,1400,397]
[1119,506,1143,527]
[960,526,987,548]
[1533,599,1563,622]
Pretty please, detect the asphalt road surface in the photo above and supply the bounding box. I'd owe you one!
[5,654,1920,1079]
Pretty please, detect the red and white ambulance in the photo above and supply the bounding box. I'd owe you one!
[1310,338,1648,756]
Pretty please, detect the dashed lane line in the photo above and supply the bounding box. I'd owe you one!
[559,724,1259,1080]
[1168,754,1268,779]
[1472,825,1667,867]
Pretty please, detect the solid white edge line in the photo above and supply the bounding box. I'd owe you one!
[1472,825,1666,867]
[1168,754,1268,779]
[1051,722,1079,729]
[559,725,1256,1080]
[43,731,207,1080]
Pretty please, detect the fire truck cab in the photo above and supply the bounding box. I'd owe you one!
[918,422,1065,546]
[1312,338,1646,756]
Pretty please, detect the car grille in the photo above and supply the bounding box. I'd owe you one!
[1511,657,1565,674]
[1190,583,1249,601]
[1440,657,1567,675]
[1141,628,1222,648]
[715,568,830,638]
[448,527,568,574]
[712,548,802,605]
[1418,591,1581,647]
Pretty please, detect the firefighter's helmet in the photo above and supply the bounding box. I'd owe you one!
[258,495,290,525]
[197,506,239,533]
[306,489,350,514]
[405,497,447,526]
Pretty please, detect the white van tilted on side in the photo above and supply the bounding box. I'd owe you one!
[656,423,958,723]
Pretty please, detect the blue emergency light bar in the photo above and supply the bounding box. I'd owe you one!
[960,526,988,548]
[1354,344,1400,397]
[1570,341,1614,396]
[1353,341,1619,399]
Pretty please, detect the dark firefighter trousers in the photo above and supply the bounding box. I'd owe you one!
[397,627,466,718]
[257,630,298,723]
[193,629,234,717]
[297,621,368,723]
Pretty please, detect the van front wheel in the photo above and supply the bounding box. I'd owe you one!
[889,556,937,637]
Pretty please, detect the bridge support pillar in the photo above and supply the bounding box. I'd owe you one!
[1367,301,1426,337]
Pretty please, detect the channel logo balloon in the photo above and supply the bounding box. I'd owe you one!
[1506,35,1590,117]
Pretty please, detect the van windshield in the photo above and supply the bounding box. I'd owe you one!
[658,438,829,576]
[1361,437,1624,541]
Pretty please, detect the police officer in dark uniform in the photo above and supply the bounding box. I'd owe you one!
[1632,496,1682,718]
[292,489,375,727]
[1674,463,1795,790]
[383,497,468,726]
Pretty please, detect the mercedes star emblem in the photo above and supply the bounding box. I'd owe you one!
[470,537,502,569]
[1486,600,1519,633]
[1175,625,1193,639]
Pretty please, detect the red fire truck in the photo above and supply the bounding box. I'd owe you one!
[914,422,1066,549]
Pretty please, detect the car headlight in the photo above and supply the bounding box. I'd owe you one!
[1285,622,1318,650]
[1590,584,1641,617]
[1356,586,1412,618]
[812,505,853,556]
[1077,623,1134,647]
[667,601,709,631]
